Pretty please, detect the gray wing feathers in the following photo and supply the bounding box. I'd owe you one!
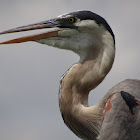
[98,79,140,140]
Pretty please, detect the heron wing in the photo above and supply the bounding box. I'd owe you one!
[98,79,140,140]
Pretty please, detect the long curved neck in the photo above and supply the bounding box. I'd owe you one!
[59,33,115,140]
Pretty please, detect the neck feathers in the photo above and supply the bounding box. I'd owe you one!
[59,31,115,139]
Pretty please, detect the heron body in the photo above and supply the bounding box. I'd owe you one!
[0,10,140,140]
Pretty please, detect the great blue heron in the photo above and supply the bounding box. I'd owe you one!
[0,10,140,140]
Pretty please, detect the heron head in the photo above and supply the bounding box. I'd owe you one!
[0,10,115,61]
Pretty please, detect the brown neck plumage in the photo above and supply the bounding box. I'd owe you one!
[59,32,115,140]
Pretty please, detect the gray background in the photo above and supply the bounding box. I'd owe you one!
[0,0,140,140]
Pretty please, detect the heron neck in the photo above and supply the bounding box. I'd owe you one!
[59,40,115,109]
[59,36,115,139]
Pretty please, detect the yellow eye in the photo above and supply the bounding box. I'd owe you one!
[68,17,75,23]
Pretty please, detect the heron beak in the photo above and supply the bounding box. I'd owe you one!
[0,19,61,44]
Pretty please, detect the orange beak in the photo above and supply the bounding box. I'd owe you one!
[0,19,61,44]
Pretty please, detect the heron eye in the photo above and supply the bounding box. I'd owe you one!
[68,17,75,23]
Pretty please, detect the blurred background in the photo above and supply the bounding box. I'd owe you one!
[0,0,140,140]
